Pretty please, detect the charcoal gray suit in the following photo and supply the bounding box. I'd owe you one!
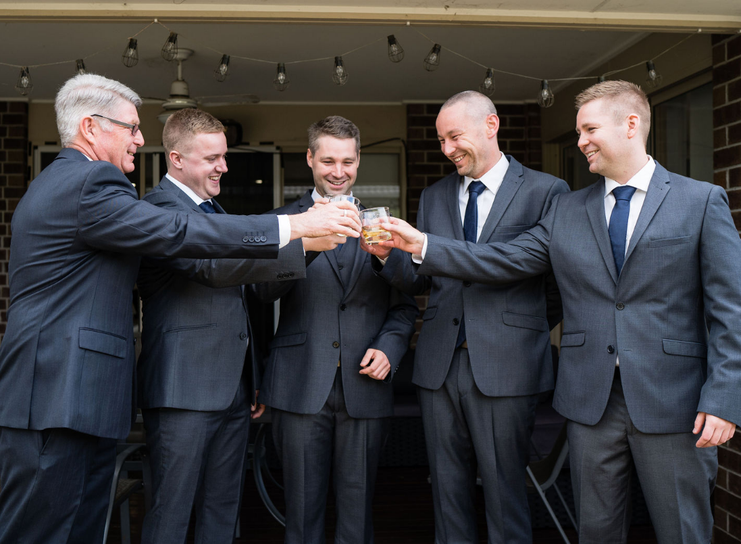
[417,162,741,543]
[0,149,281,543]
[253,190,418,544]
[136,177,306,544]
[378,155,568,543]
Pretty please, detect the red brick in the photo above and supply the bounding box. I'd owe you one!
[714,58,741,86]
[7,102,27,114]
[425,104,442,116]
[2,163,24,175]
[528,126,542,139]
[425,128,438,140]
[715,145,741,170]
[6,151,23,163]
[508,116,526,128]
[730,168,741,188]
[730,80,741,102]
[714,102,741,128]
[407,128,424,140]
[1,114,24,126]
[715,85,728,108]
[728,189,741,209]
[7,126,26,139]
[714,526,741,544]
[6,175,25,188]
[717,127,729,148]
[499,128,525,140]
[408,139,442,152]
[714,34,734,46]
[0,102,7,113]
[2,138,25,150]
[729,34,741,60]
[720,445,741,473]
[497,104,526,115]
[714,42,728,65]
[729,514,741,539]
[408,152,425,164]
[725,434,741,453]
[508,140,526,151]
[408,163,443,176]
[510,151,526,162]
[730,124,741,146]
[716,506,729,531]
[406,104,424,115]
[730,471,741,495]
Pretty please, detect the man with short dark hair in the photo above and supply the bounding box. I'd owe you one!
[381,80,741,544]
[0,74,359,543]
[254,115,418,544]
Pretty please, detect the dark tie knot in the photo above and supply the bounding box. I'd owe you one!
[468,180,486,197]
[199,201,217,214]
[612,186,637,202]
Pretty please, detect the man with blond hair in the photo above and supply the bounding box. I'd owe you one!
[0,74,359,543]
[380,80,741,543]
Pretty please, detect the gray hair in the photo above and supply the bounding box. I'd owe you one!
[440,90,498,118]
[55,74,142,147]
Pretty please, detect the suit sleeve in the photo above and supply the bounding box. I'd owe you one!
[543,179,570,329]
[138,191,306,289]
[697,186,741,425]
[368,287,419,383]
[418,192,558,285]
[77,162,280,259]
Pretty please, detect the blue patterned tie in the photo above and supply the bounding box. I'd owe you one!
[456,180,486,347]
[608,185,636,275]
[199,200,217,214]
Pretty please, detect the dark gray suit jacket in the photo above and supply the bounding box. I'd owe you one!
[136,177,306,411]
[420,163,741,433]
[379,156,568,396]
[0,149,281,440]
[253,191,419,419]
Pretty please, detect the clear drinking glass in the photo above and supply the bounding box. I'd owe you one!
[360,206,392,244]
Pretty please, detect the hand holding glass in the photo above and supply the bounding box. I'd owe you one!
[327,195,360,236]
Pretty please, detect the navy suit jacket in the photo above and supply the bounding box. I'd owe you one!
[253,191,418,419]
[379,156,568,396]
[136,177,306,411]
[0,149,281,439]
[420,163,741,433]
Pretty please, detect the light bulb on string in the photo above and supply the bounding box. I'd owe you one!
[332,56,348,86]
[76,59,86,75]
[479,69,495,97]
[161,32,178,62]
[273,63,290,91]
[214,55,230,82]
[645,61,663,89]
[598,75,607,83]
[423,44,442,71]
[387,35,404,63]
[122,38,139,68]
[537,80,555,108]
[15,67,32,96]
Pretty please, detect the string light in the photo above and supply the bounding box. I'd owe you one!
[214,54,230,82]
[332,56,348,86]
[161,32,178,62]
[122,38,138,68]
[479,68,495,97]
[645,60,663,89]
[537,80,555,108]
[273,63,290,91]
[15,67,32,96]
[387,35,404,63]
[423,44,441,71]
[598,75,607,83]
[75,59,86,75]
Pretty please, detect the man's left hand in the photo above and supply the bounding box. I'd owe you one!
[251,389,266,419]
[694,412,736,447]
[359,349,391,381]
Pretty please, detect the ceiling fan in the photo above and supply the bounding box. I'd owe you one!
[145,48,259,124]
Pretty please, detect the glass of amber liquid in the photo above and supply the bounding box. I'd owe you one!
[360,207,392,244]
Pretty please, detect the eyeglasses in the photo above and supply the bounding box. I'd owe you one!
[91,114,139,137]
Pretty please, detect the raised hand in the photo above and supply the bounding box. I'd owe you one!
[303,233,347,252]
[377,217,426,255]
[289,200,361,239]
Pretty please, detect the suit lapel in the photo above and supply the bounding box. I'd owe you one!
[296,190,343,285]
[586,179,619,284]
[624,163,671,265]
[445,175,465,240]
[479,157,523,243]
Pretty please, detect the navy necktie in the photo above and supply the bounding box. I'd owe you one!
[456,180,486,347]
[199,200,217,214]
[608,185,636,275]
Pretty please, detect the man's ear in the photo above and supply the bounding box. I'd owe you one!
[169,150,184,170]
[485,113,500,140]
[306,148,314,169]
[79,116,96,145]
[626,113,641,140]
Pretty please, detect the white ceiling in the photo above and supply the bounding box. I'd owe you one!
[0,1,738,105]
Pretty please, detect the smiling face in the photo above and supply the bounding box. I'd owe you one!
[93,101,144,174]
[436,101,499,179]
[170,131,228,200]
[307,135,359,197]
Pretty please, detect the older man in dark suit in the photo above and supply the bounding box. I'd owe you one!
[0,74,359,544]
[366,91,568,543]
[381,81,741,544]
[253,116,418,544]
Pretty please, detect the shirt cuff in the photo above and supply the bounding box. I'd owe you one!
[278,215,290,249]
[412,234,428,264]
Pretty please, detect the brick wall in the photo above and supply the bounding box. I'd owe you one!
[405,102,543,345]
[0,102,29,339]
[712,32,741,544]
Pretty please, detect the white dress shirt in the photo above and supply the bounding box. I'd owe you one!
[166,173,290,248]
[417,153,509,261]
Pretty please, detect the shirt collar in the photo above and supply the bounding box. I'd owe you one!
[311,187,355,203]
[462,152,509,193]
[604,156,655,198]
[166,173,210,206]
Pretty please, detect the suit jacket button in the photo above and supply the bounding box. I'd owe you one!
[240,332,248,340]
[242,236,249,243]
[338,264,344,270]
[452,318,460,326]
[463,281,472,287]
[260,236,267,242]
[249,236,255,243]
[616,302,625,310]
[607,345,615,354]
[340,304,347,311]
[288,272,294,277]
[277,273,284,279]
[332,341,340,348]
